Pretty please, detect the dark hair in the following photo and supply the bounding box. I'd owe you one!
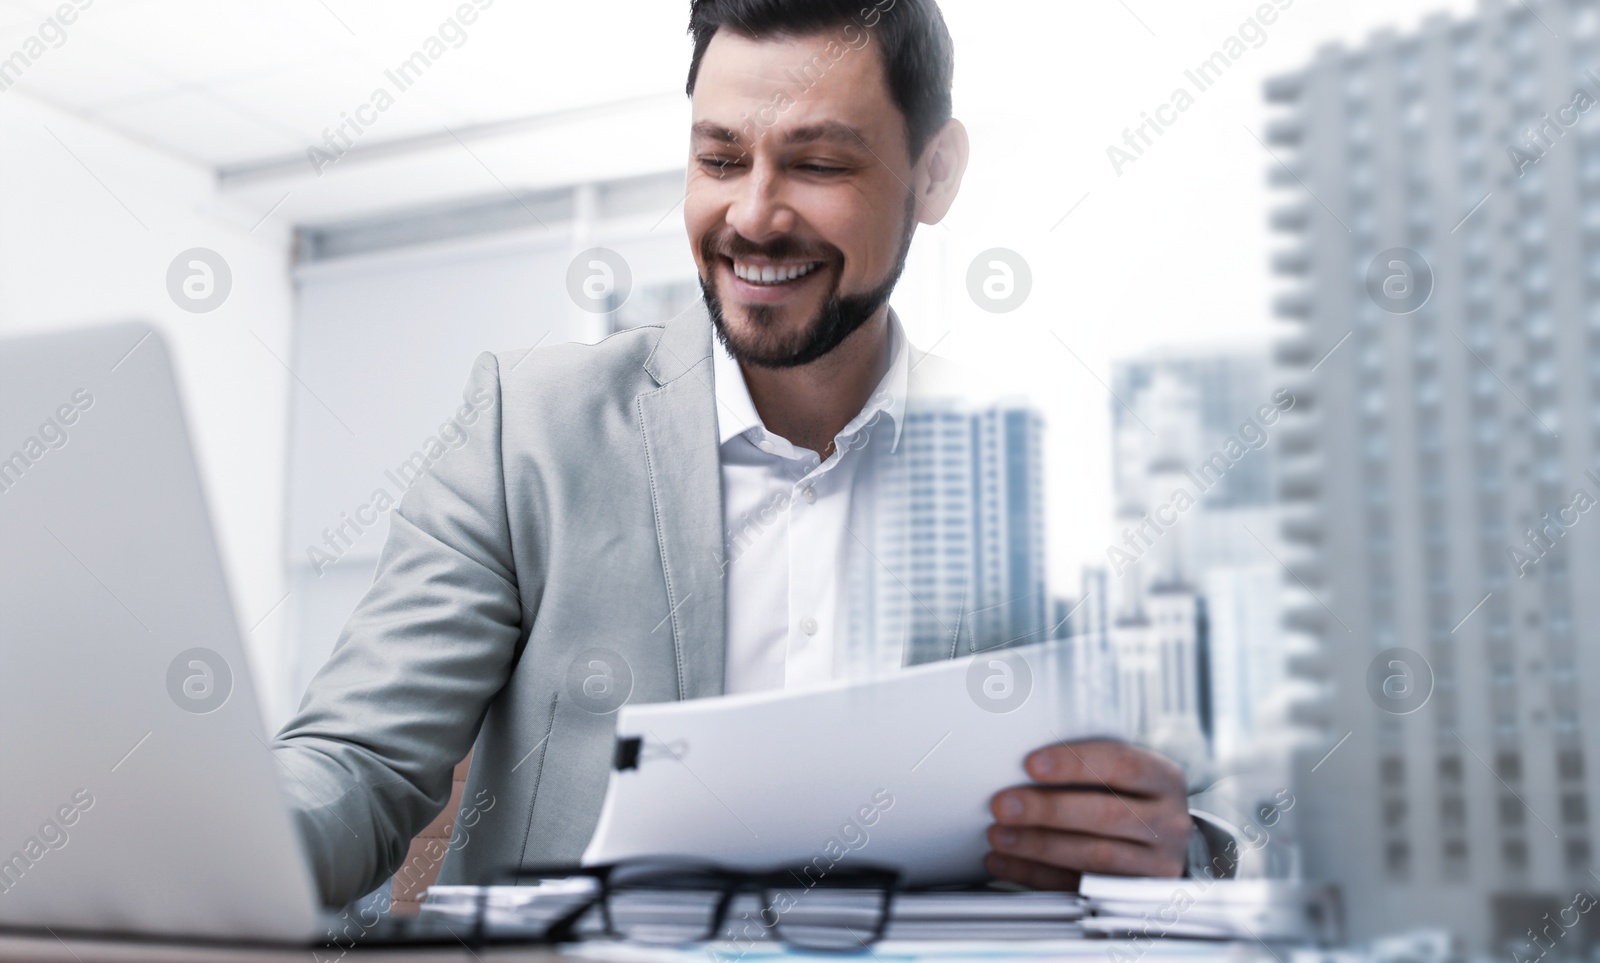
[685,0,954,160]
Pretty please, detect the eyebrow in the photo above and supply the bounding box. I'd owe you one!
[690,120,869,149]
[781,121,869,147]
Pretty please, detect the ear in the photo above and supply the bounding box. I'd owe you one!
[910,117,969,225]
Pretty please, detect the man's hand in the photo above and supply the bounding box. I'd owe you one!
[984,739,1193,890]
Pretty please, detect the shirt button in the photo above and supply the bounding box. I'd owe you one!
[757,438,775,453]
[799,616,818,636]
[801,486,817,504]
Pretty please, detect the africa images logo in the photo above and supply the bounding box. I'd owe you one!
[165,647,233,714]
[966,647,1033,714]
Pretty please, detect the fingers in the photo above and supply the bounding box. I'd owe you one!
[984,741,1193,887]
[1021,740,1185,798]
[983,852,1081,892]
[990,786,1192,844]
[987,825,1187,878]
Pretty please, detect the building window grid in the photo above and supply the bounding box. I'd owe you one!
[1329,27,1600,891]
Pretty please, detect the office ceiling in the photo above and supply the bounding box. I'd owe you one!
[0,0,696,223]
[0,0,693,166]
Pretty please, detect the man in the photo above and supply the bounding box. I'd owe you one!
[273,0,1224,908]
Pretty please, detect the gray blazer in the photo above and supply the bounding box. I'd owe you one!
[272,302,974,905]
[271,303,1229,907]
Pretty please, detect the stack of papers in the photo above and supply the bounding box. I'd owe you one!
[885,891,1089,940]
[1078,875,1340,943]
[425,884,1090,942]
[426,877,600,937]
[424,877,1337,945]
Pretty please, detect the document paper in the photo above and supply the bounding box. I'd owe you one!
[582,639,1122,885]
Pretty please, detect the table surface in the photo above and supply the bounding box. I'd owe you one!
[3,929,1279,963]
[0,931,573,963]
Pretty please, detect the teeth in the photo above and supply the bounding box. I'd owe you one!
[731,260,822,285]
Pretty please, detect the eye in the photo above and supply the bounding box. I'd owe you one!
[800,163,848,175]
[698,154,745,176]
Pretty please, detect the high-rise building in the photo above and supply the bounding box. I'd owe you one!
[1267,0,1600,952]
[861,401,1050,667]
[1106,350,1292,768]
[972,406,1050,650]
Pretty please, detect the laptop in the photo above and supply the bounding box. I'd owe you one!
[0,322,469,946]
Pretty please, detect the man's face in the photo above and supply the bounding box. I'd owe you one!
[685,29,919,368]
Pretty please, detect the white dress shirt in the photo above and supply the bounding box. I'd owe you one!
[714,313,910,695]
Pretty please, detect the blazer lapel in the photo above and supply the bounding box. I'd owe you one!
[637,300,727,699]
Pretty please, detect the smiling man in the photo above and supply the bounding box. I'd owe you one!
[272,0,1225,910]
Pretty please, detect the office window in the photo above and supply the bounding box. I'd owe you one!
[1526,307,1553,339]
[1496,751,1523,780]
[1499,796,1526,827]
[1398,43,1422,83]
[1350,160,1374,191]
[1356,340,1382,376]
[1415,378,1441,407]
[1529,356,1557,387]
[1365,432,1387,459]
[1502,838,1528,870]
[1559,750,1587,781]
[1385,840,1411,877]
[1413,328,1439,361]
[1408,196,1431,227]
[1468,319,1497,351]
[1441,795,1466,828]
[1484,556,1509,592]
[1439,755,1463,783]
[1524,260,1551,292]
[1517,164,1546,197]
[1532,452,1563,485]
[1381,756,1406,786]
[1562,793,1588,825]
[1467,273,1493,304]
[1567,839,1592,871]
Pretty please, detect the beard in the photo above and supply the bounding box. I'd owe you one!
[699,195,917,369]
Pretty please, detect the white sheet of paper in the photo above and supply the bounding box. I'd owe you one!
[581,638,1123,886]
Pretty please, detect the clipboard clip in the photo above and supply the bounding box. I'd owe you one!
[613,735,688,771]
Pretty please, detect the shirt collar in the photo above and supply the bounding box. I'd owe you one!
[713,309,910,455]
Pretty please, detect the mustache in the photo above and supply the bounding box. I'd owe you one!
[701,230,841,265]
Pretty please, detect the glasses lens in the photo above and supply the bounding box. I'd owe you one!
[764,887,889,952]
[606,862,730,945]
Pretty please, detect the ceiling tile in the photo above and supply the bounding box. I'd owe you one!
[0,26,180,109]
[94,87,302,165]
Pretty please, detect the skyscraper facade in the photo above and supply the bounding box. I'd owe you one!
[1268,0,1600,951]
[1107,350,1290,769]
[859,401,1050,668]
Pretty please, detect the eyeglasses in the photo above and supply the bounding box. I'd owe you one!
[490,858,900,952]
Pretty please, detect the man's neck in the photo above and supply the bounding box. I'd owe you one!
[738,308,891,457]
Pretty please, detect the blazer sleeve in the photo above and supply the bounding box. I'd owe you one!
[270,351,527,907]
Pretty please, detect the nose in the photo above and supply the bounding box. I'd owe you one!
[724,158,794,242]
